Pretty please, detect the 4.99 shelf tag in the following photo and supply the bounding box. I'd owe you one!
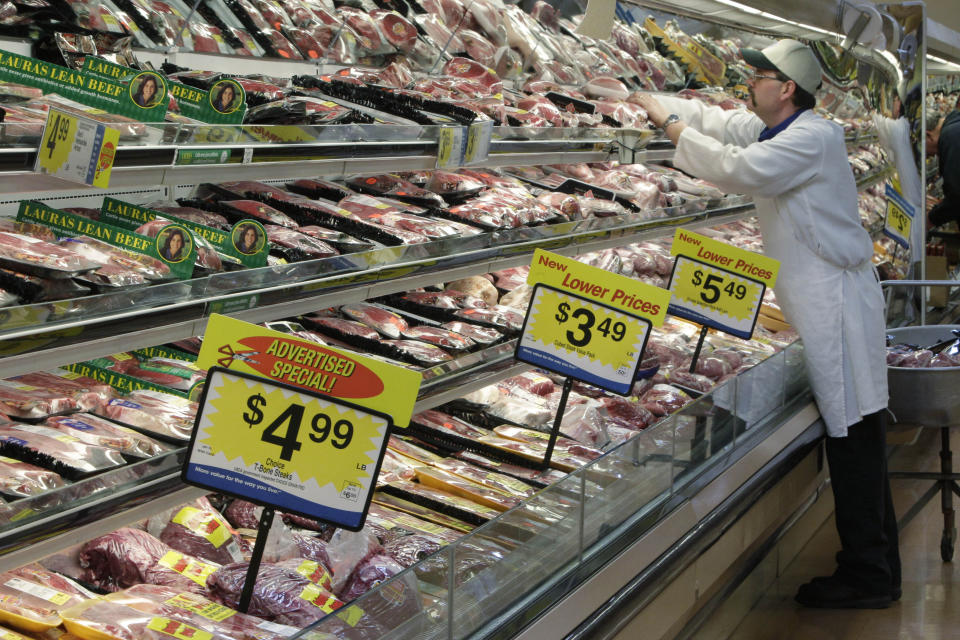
[35,108,119,188]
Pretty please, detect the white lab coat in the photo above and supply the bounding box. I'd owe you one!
[872,113,923,259]
[659,96,888,437]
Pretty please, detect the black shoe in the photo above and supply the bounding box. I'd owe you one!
[807,575,901,602]
[795,576,892,609]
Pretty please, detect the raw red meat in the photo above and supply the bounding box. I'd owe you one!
[11,371,115,413]
[0,424,125,477]
[300,316,380,342]
[79,528,216,594]
[668,370,715,393]
[223,499,262,530]
[442,321,503,345]
[107,584,298,640]
[694,356,732,380]
[0,231,101,277]
[9,564,96,600]
[443,57,501,94]
[427,171,485,197]
[135,219,222,273]
[346,174,447,208]
[383,535,443,568]
[491,266,529,291]
[402,326,475,351]
[640,384,692,416]
[265,227,339,259]
[98,389,197,441]
[45,413,169,458]
[412,410,487,439]
[340,303,409,339]
[340,7,389,54]
[371,10,417,52]
[503,371,556,396]
[416,14,466,54]
[383,339,454,366]
[157,500,245,565]
[600,396,656,430]
[206,562,343,626]
[0,456,65,497]
[220,200,298,228]
[61,599,235,640]
[459,28,497,61]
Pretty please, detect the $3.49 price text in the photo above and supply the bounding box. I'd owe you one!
[243,392,354,462]
[554,301,627,347]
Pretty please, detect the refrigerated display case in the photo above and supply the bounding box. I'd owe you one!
[0,0,930,637]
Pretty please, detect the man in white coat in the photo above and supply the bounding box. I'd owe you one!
[635,39,899,609]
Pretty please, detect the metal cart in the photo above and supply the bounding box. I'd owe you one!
[883,280,960,561]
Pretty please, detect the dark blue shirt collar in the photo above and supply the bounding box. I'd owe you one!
[757,108,809,142]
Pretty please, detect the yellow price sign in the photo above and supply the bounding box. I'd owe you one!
[436,126,463,169]
[883,194,913,249]
[516,285,651,395]
[183,367,393,531]
[146,618,213,640]
[668,256,765,339]
[35,108,119,188]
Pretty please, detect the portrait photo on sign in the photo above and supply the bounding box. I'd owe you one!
[130,72,165,109]
[157,226,192,263]
[210,80,241,114]
[232,221,264,255]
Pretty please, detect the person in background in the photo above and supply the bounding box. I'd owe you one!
[926,96,960,230]
[634,38,899,609]
[873,84,923,262]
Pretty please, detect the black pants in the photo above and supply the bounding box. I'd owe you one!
[824,410,901,594]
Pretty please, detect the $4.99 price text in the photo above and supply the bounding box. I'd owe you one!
[243,392,354,461]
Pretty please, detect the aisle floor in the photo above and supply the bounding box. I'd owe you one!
[729,427,960,640]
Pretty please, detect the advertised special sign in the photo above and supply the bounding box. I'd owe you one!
[196,314,422,427]
[667,229,780,339]
[183,367,391,529]
[35,108,119,188]
[517,250,670,394]
[16,201,197,280]
[883,183,914,249]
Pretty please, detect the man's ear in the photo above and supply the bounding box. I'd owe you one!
[779,79,796,104]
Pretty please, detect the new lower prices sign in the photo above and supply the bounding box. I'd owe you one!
[667,229,780,339]
[516,250,670,395]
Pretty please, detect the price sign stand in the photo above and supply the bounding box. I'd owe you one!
[183,366,394,612]
[238,505,274,613]
[516,284,652,468]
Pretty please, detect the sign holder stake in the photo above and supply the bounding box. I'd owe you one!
[238,506,274,614]
[688,325,709,373]
[542,377,574,470]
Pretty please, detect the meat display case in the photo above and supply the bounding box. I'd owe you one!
[0,0,919,637]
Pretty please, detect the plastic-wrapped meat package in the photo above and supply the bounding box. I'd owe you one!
[0,232,101,279]
[401,326,475,352]
[45,412,169,457]
[0,580,65,632]
[60,599,235,640]
[223,499,262,530]
[338,552,421,628]
[475,434,584,472]
[148,499,245,565]
[105,584,298,640]
[216,200,295,229]
[441,321,503,346]
[324,528,382,592]
[486,386,553,427]
[459,28,497,60]
[250,0,291,29]
[299,316,380,348]
[640,384,692,416]
[694,355,732,380]
[212,562,347,626]
[387,435,445,466]
[0,456,65,497]
[667,370,714,393]
[600,396,656,431]
[383,339,453,367]
[9,564,96,603]
[398,290,472,313]
[10,370,113,414]
[538,192,582,218]
[412,409,487,439]
[25,96,148,140]
[340,303,408,338]
[502,371,556,396]
[414,466,521,511]
[117,357,205,393]
[60,238,166,289]
[494,423,603,461]
[370,9,417,52]
[446,201,517,230]
[456,305,524,332]
[79,528,218,594]
[282,26,322,58]
[97,389,196,441]
[553,399,608,447]
[504,107,550,128]
[346,175,446,209]
[339,7,392,54]
[0,379,85,419]
[441,277,496,307]
[490,266,529,292]
[382,534,443,569]
[415,13,465,53]
[386,479,502,523]
[432,457,536,499]
[144,205,228,230]
[378,448,418,485]
[265,226,339,260]
[443,58,502,95]
[455,449,566,485]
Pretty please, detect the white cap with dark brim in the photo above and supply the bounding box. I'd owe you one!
[741,39,823,95]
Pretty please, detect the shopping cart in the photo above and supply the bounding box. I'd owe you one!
[882,280,960,561]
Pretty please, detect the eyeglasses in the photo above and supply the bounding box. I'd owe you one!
[746,69,786,84]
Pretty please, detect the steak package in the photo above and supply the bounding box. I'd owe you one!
[0,423,126,478]
[148,498,245,565]
[97,390,197,441]
[0,456,66,497]
[79,527,218,595]
[0,380,83,420]
[8,370,115,414]
[45,413,171,458]
[60,599,235,640]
